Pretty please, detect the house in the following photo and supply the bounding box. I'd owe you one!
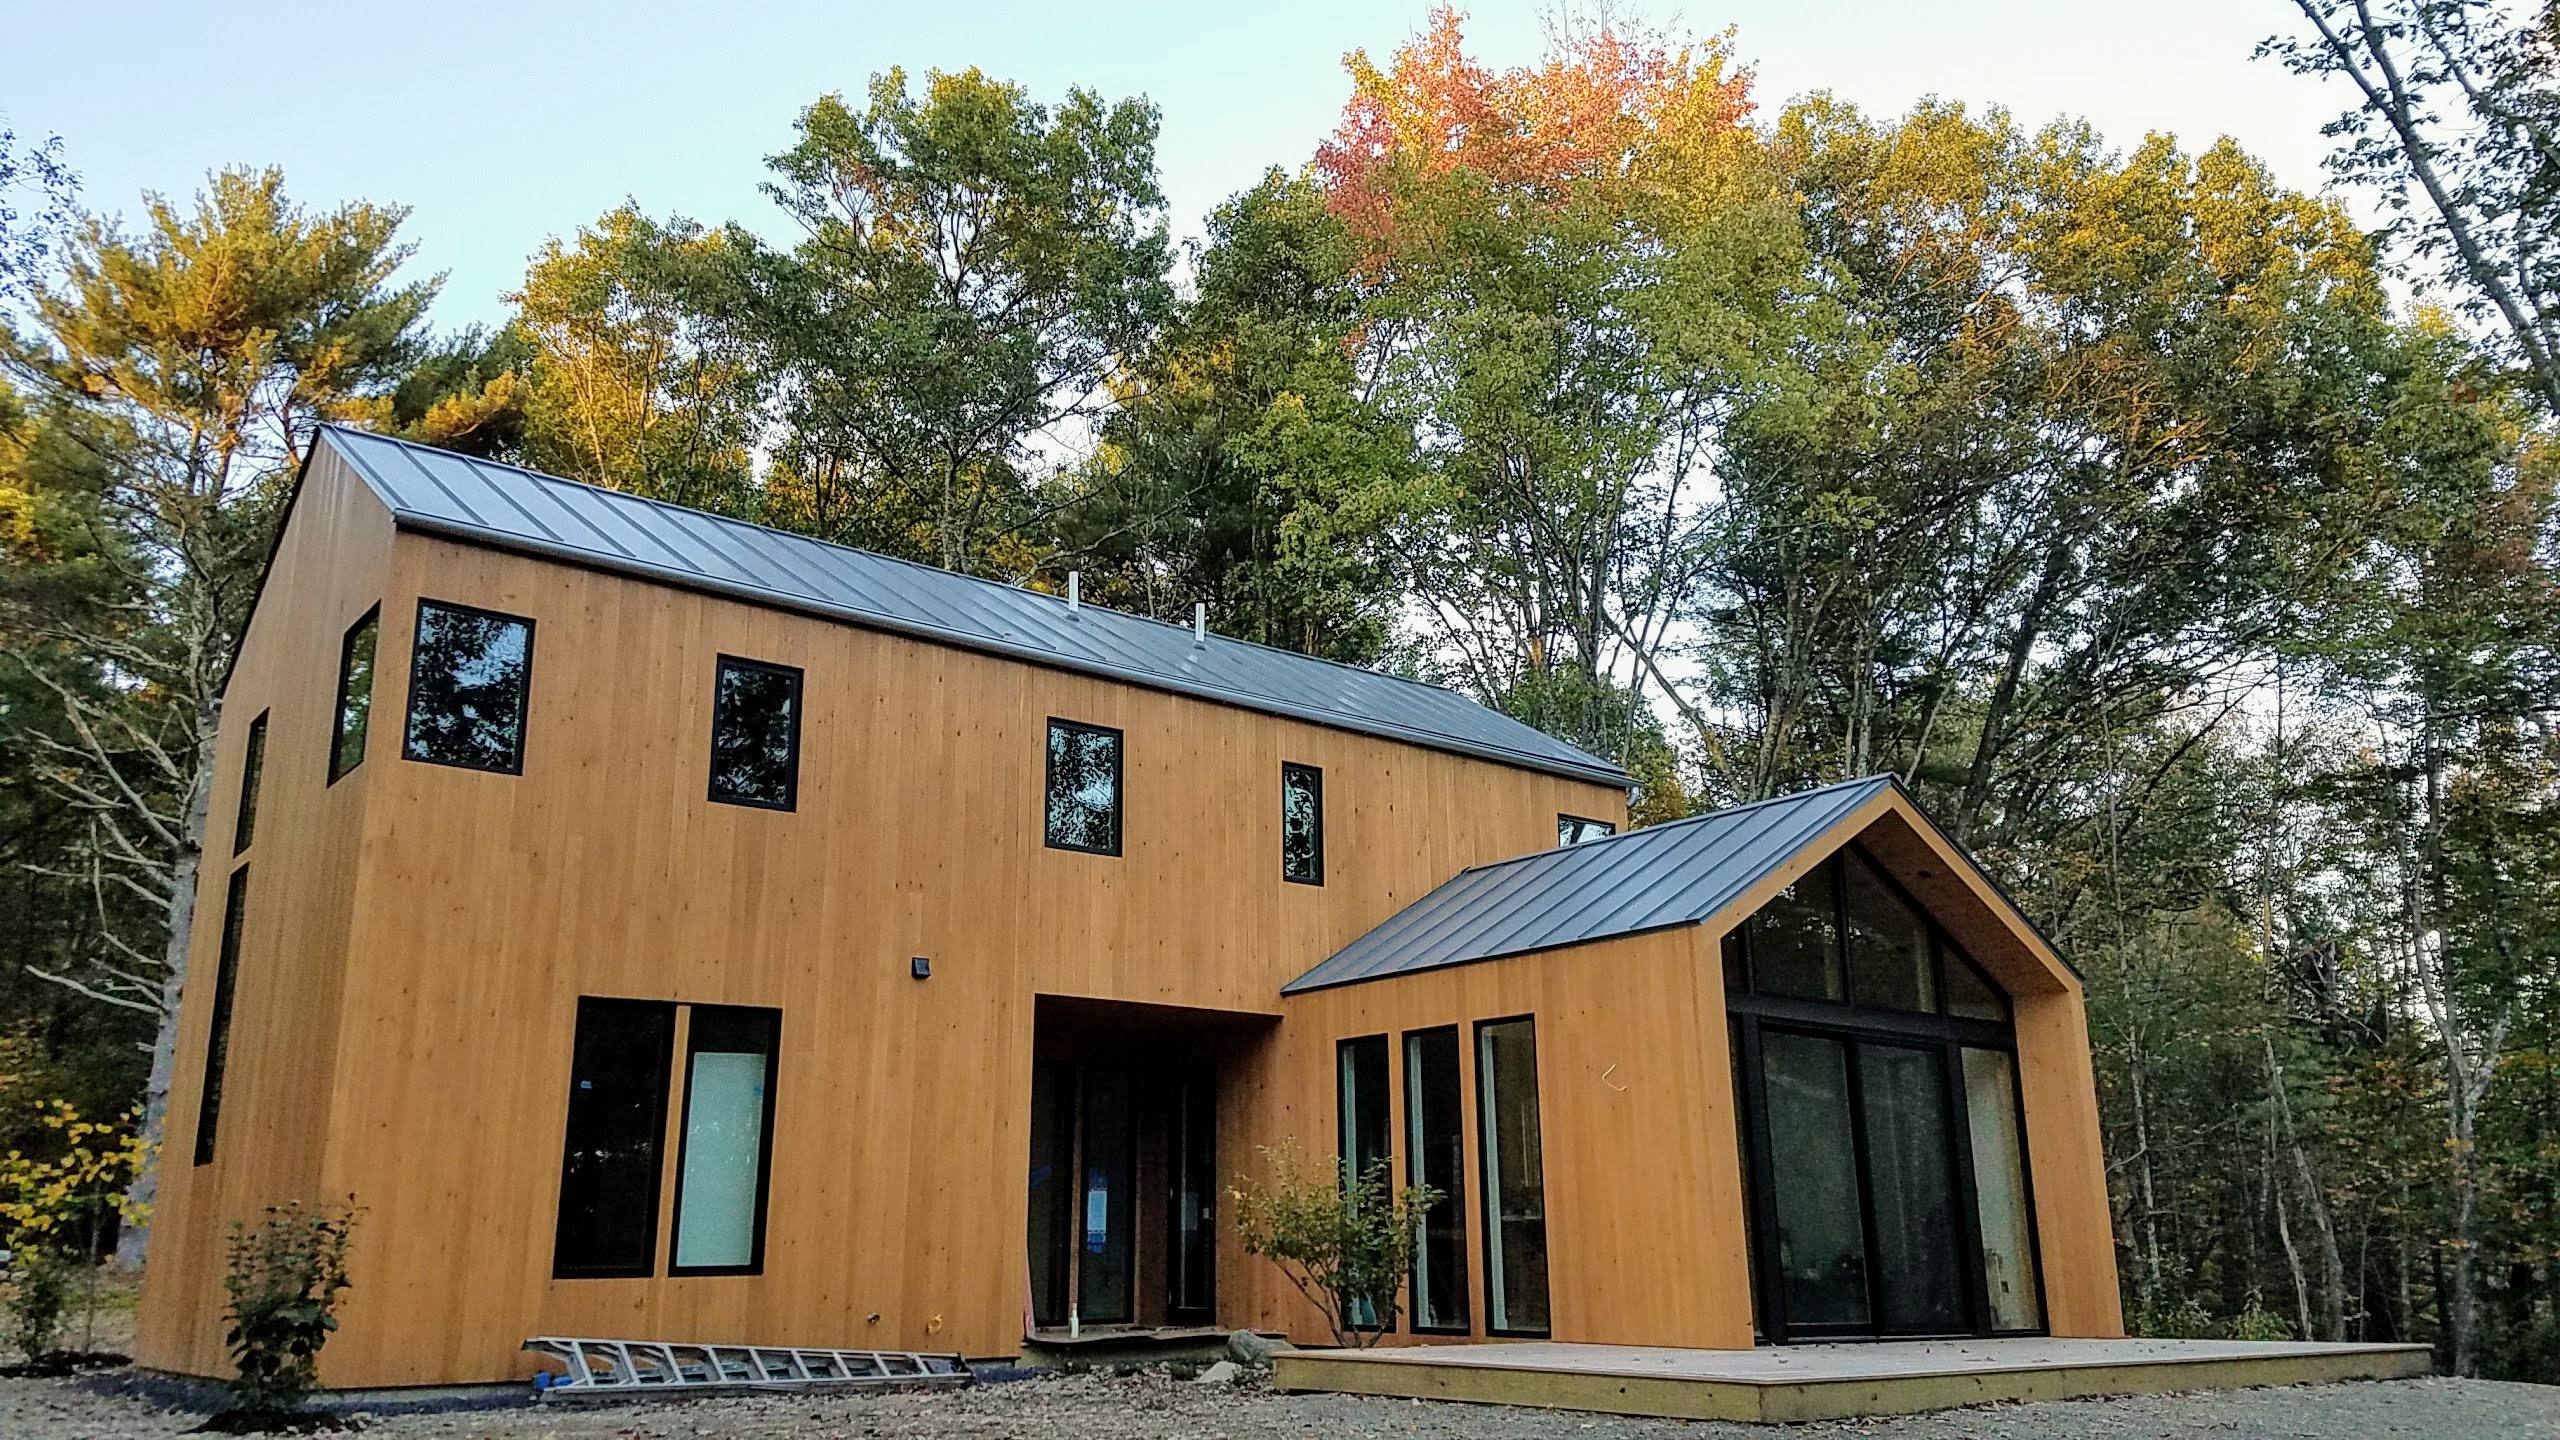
[132,426,2122,1389]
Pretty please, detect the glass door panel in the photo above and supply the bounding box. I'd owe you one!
[1026,1064,1073,1327]
[1759,1030,1870,1327]
[1077,1068,1136,1323]
[1964,1048,2042,1330]
[1167,1072,1216,1323]
[1855,1042,1968,1333]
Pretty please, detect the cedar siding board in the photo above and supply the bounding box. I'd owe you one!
[133,431,2119,1390]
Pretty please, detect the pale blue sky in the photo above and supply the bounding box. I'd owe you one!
[6,1,2359,333]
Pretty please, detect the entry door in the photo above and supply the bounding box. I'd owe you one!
[1026,1064,1136,1327]
[1749,1029,1973,1338]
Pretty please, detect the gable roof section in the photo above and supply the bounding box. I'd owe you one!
[310,427,1629,787]
[1285,775,1900,994]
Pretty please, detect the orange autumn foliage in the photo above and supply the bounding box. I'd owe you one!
[1314,6,1756,255]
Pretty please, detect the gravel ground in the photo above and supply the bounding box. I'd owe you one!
[3,1367,2556,1440]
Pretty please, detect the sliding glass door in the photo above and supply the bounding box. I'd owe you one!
[1725,845,2046,1342]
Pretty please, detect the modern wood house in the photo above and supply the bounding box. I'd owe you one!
[133,426,2121,1390]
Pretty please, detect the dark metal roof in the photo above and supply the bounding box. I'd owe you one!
[1284,775,1897,994]
[314,427,1630,787]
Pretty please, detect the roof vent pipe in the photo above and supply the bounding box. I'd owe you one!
[1193,602,1207,646]
[1066,571,1080,614]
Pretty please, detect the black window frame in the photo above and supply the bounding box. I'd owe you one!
[1474,1013,1552,1339]
[1721,844,2049,1344]
[1557,813,1616,846]
[327,605,380,785]
[1281,762,1325,886]
[706,655,805,812]
[191,865,251,1167]
[551,996,678,1280]
[665,1005,784,1277]
[232,710,269,855]
[401,597,536,777]
[1042,717,1124,857]
[1403,1025,1471,1335]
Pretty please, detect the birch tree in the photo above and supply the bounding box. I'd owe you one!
[1,168,431,1262]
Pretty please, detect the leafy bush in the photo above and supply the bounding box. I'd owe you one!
[221,1200,358,1416]
[5,1246,70,1361]
[1230,1142,1441,1347]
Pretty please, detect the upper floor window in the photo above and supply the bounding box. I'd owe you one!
[232,710,269,853]
[709,656,802,810]
[1044,719,1122,855]
[1558,814,1615,846]
[404,600,534,774]
[328,606,379,784]
[1282,762,1324,885]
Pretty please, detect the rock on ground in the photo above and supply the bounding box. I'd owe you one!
[3,1368,2554,1440]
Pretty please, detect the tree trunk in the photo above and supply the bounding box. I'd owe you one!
[116,727,214,1269]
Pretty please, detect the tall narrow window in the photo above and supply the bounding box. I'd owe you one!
[191,866,250,1166]
[1281,762,1324,885]
[552,998,676,1278]
[1405,1027,1469,1332]
[1476,1016,1550,1335]
[1044,719,1122,855]
[329,606,378,783]
[232,711,269,854]
[1557,814,1615,846]
[670,1007,781,1273]
[404,599,534,774]
[708,657,803,810]
[1964,1048,2042,1330]
[1337,1035,1390,1329]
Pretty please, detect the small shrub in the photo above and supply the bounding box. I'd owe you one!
[5,1245,70,1361]
[221,1200,358,1418]
[1230,1142,1441,1347]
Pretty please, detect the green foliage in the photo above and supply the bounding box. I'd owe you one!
[5,1245,70,1361]
[1230,1143,1441,1347]
[220,1201,357,1415]
[751,68,1173,573]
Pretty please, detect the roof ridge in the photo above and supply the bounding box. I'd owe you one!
[315,426,1631,783]
[1447,772,1898,880]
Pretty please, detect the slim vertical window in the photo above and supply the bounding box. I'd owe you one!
[191,866,250,1166]
[1281,762,1324,885]
[708,657,803,810]
[1476,1016,1550,1335]
[328,606,379,783]
[1404,1027,1469,1332]
[403,599,534,774]
[1044,719,1122,855]
[1557,814,1615,846]
[670,1006,782,1274]
[1964,1048,2042,1331]
[232,711,269,854]
[552,999,676,1278]
[1337,1035,1390,1329]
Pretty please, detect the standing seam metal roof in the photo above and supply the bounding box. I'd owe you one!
[1282,775,1897,993]
[311,427,1631,787]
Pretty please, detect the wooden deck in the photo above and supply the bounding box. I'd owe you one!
[1271,1337,2437,1423]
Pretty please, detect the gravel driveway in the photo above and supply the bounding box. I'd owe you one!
[5,1368,2555,1440]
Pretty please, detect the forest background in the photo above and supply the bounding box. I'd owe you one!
[1,0,2554,1382]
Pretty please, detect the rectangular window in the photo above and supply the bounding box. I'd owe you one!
[1477,1016,1550,1335]
[1281,762,1324,885]
[328,606,379,783]
[191,866,250,1166]
[1405,1027,1469,1333]
[404,599,534,774]
[1337,1034,1390,1330]
[552,998,677,1278]
[670,1006,782,1274]
[708,657,803,810]
[1044,718,1122,855]
[1963,1047,2042,1331]
[1558,814,1615,846]
[232,711,269,854]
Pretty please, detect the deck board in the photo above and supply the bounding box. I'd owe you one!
[1272,1338,2436,1423]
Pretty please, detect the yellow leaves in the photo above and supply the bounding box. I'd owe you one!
[0,1099,151,1248]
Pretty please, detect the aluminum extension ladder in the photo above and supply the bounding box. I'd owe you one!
[525,1336,970,1397]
